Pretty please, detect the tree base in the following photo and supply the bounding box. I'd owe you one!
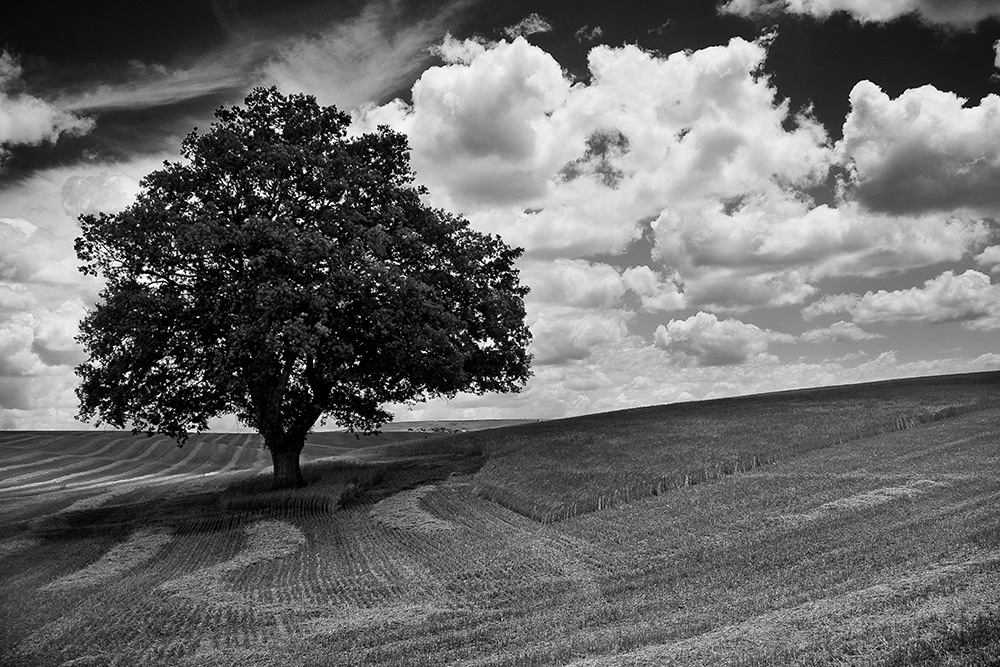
[270,448,306,490]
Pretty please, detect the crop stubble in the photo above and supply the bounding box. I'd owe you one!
[2,373,1000,665]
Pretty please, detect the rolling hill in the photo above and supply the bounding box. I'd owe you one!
[2,371,1000,665]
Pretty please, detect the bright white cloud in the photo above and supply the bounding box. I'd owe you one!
[839,81,1000,215]
[362,34,989,316]
[653,311,794,366]
[719,0,1000,27]
[0,52,93,152]
[801,320,884,343]
[804,269,1000,329]
[405,36,571,206]
[357,35,844,274]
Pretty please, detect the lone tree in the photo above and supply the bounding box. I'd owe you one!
[75,87,532,489]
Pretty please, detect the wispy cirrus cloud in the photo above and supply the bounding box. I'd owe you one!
[55,0,475,117]
[502,13,553,39]
[55,53,256,114]
[265,0,476,112]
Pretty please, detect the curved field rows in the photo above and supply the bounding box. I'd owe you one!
[3,404,1000,665]
[0,431,267,495]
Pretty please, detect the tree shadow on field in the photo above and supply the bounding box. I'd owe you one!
[18,438,485,543]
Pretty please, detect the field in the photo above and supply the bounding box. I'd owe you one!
[2,371,1000,665]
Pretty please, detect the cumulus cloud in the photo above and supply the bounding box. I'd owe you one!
[529,306,632,366]
[353,32,996,320]
[839,81,1000,215]
[800,321,884,343]
[719,0,1000,28]
[358,36,573,211]
[0,52,93,155]
[804,269,1000,329]
[975,245,1000,272]
[0,158,164,427]
[621,266,685,312]
[653,194,988,310]
[653,311,794,366]
[60,172,141,217]
[502,13,553,39]
[357,35,848,276]
[523,259,626,309]
[0,303,86,379]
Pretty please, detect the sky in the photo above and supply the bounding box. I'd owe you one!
[3,0,1000,430]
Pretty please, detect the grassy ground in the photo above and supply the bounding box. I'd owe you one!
[2,372,1000,665]
[458,371,1000,521]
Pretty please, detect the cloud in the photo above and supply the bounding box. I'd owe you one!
[801,321,884,343]
[529,306,631,366]
[0,52,93,155]
[804,269,1000,330]
[60,171,141,217]
[648,20,674,35]
[356,35,837,268]
[523,259,627,309]
[0,158,164,428]
[975,245,1000,272]
[55,1,474,117]
[502,13,553,39]
[839,81,1000,215]
[0,302,86,377]
[356,33,993,317]
[621,266,685,312]
[653,194,988,310]
[56,54,252,114]
[356,36,572,211]
[718,0,1000,28]
[265,0,472,112]
[653,311,794,366]
[575,25,604,42]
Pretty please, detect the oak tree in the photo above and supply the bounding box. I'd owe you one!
[75,87,532,489]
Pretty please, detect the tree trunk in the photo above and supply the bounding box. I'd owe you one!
[269,444,306,490]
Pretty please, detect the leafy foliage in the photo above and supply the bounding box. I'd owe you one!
[74,87,531,483]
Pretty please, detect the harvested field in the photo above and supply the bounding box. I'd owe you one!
[2,372,1000,665]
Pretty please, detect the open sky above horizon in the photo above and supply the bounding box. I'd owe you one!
[2,0,1000,430]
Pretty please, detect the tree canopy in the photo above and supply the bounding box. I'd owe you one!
[75,87,532,488]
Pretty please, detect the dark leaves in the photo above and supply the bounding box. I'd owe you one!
[75,87,532,448]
